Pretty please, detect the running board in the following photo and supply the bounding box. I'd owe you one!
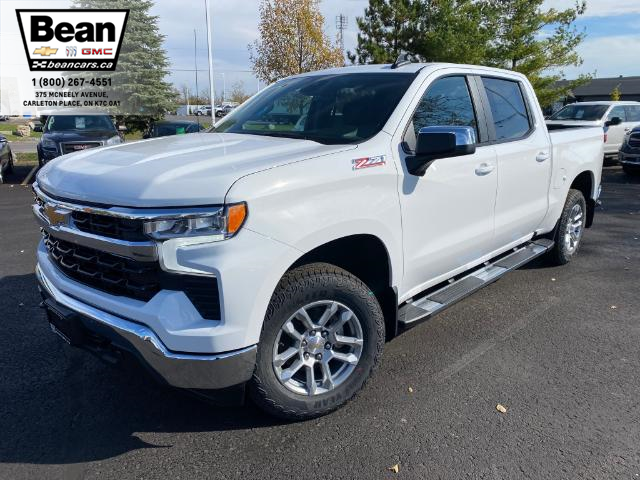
[398,239,554,328]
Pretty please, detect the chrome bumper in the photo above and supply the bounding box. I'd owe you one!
[36,264,256,390]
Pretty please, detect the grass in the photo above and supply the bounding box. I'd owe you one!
[15,152,38,166]
[0,131,42,141]
[124,131,144,142]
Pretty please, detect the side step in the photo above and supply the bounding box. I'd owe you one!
[398,239,554,328]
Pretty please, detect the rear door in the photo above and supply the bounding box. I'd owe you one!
[479,76,552,248]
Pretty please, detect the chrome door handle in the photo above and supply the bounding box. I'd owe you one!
[624,128,631,132]
[475,163,495,175]
[536,152,550,162]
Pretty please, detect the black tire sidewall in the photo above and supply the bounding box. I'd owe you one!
[553,189,587,264]
[250,263,384,419]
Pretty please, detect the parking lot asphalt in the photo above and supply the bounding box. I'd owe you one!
[1,167,639,480]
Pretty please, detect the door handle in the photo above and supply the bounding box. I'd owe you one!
[475,163,495,175]
[624,127,631,132]
[536,152,550,162]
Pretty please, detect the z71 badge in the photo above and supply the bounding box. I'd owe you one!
[352,155,386,170]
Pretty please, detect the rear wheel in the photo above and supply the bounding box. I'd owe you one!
[249,263,384,420]
[549,189,587,265]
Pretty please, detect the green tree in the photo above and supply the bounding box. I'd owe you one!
[610,85,621,101]
[350,0,589,108]
[249,0,344,84]
[347,0,426,64]
[483,0,589,108]
[72,0,178,129]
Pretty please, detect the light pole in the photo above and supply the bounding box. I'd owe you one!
[205,0,215,122]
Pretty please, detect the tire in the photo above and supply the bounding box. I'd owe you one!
[549,189,587,265]
[622,165,640,176]
[6,151,14,174]
[249,262,385,420]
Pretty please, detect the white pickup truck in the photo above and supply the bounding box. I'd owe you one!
[34,62,604,419]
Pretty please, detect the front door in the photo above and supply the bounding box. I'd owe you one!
[396,75,498,298]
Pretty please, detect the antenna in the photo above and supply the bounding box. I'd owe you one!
[336,14,348,55]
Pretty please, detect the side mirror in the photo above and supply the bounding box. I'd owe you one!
[605,116,622,127]
[406,126,477,176]
[0,135,6,143]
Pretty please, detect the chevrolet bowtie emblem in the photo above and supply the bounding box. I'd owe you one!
[44,204,68,226]
[33,46,58,56]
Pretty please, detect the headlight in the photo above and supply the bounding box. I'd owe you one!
[41,138,57,151]
[105,135,122,146]
[143,203,247,240]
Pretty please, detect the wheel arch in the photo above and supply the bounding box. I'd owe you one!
[570,170,596,228]
[287,234,399,340]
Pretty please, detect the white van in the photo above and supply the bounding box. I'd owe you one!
[546,101,640,157]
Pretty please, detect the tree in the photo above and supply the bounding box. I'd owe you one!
[249,0,344,84]
[483,0,589,108]
[229,81,251,104]
[72,0,178,129]
[610,85,621,101]
[348,0,426,64]
[350,0,590,108]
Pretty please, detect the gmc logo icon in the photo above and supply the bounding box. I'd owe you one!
[16,9,129,72]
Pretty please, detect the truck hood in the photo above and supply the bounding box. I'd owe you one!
[37,132,356,207]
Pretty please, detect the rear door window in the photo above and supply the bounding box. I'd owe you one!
[624,105,640,122]
[481,77,531,141]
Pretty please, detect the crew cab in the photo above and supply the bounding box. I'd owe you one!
[33,62,604,420]
[37,112,123,166]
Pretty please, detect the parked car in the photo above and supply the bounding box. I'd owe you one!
[546,101,640,159]
[196,106,212,116]
[619,125,640,175]
[0,134,14,183]
[0,115,9,121]
[34,62,604,420]
[37,113,123,166]
[215,104,236,118]
[29,119,43,132]
[143,120,204,139]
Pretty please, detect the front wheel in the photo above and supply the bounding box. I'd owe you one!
[549,189,587,265]
[249,263,385,420]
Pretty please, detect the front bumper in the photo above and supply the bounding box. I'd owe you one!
[36,264,257,390]
[619,151,640,166]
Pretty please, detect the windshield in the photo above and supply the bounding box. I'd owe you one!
[549,104,609,121]
[46,115,116,132]
[212,73,415,144]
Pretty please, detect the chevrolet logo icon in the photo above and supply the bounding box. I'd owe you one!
[33,46,58,56]
[44,204,68,226]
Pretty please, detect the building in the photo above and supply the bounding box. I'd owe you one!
[546,76,640,115]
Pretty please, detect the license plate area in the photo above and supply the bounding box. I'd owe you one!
[44,300,86,346]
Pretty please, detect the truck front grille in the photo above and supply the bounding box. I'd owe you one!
[629,133,640,149]
[71,211,147,242]
[44,231,160,301]
[43,231,221,319]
